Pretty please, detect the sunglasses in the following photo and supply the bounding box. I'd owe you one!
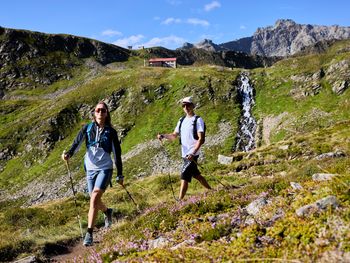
[95,108,107,113]
[182,103,192,108]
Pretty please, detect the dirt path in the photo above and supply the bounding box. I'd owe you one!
[49,227,109,262]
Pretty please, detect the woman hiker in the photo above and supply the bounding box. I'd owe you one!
[157,96,211,200]
[62,101,123,246]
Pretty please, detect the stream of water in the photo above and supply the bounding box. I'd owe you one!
[235,73,257,152]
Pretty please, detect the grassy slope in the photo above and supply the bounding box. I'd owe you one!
[0,62,241,260]
[0,40,349,261]
[252,40,350,143]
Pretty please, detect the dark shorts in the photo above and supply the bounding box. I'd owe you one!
[181,156,200,183]
[86,169,113,195]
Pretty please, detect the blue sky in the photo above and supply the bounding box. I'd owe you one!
[1,0,350,50]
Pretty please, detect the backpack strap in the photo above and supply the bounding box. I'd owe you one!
[193,115,200,140]
[86,122,98,148]
[178,116,186,145]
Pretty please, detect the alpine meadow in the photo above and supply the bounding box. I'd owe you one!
[0,20,349,262]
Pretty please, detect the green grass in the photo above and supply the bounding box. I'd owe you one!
[1,40,350,261]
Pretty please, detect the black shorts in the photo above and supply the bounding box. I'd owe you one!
[181,156,200,183]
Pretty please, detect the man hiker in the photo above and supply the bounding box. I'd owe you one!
[157,96,211,200]
[62,101,123,246]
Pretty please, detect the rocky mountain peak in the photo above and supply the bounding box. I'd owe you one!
[273,19,297,29]
[251,19,350,56]
[181,42,194,49]
[197,39,214,45]
[181,19,350,57]
[194,38,221,52]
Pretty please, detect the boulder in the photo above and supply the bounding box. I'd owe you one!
[246,197,268,216]
[296,195,339,217]
[312,173,337,181]
[332,80,348,95]
[218,154,233,165]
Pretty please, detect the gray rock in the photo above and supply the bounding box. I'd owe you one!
[315,195,339,210]
[296,195,339,217]
[296,204,317,217]
[332,80,348,95]
[207,216,217,223]
[244,216,256,226]
[104,88,126,112]
[148,236,170,249]
[13,255,37,263]
[246,197,268,216]
[317,249,350,263]
[315,150,346,160]
[290,182,303,190]
[312,173,337,181]
[278,145,289,150]
[218,154,233,165]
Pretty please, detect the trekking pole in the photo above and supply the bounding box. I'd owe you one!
[122,184,139,210]
[159,140,179,202]
[63,151,84,240]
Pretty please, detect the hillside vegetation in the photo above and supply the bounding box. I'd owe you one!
[0,38,349,262]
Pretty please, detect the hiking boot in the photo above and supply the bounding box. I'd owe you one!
[83,232,93,246]
[104,208,113,228]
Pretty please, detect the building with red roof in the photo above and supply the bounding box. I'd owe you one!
[148,58,177,68]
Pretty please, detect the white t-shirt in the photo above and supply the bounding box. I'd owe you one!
[175,115,204,158]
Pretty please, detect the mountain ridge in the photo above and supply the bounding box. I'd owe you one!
[181,19,350,56]
[0,26,278,98]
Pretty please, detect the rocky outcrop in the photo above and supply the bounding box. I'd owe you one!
[0,27,130,64]
[325,59,350,95]
[0,26,130,95]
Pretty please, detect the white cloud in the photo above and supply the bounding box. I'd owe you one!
[187,18,210,27]
[204,1,221,12]
[161,17,182,25]
[240,25,247,30]
[101,29,122,37]
[113,34,145,48]
[142,35,186,49]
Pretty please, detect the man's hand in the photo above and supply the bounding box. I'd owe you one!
[157,133,165,141]
[186,154,194,161]
[61,151,69,161]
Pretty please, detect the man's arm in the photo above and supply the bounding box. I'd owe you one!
[157,132,178,141]
[187,131,204,161]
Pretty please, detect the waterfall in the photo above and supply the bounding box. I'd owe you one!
[235,73,257,152]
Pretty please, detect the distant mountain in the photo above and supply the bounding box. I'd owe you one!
[191,39,222,52]
[0,26,130,96]
[181,19,350,57]
[0,27,278,95]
